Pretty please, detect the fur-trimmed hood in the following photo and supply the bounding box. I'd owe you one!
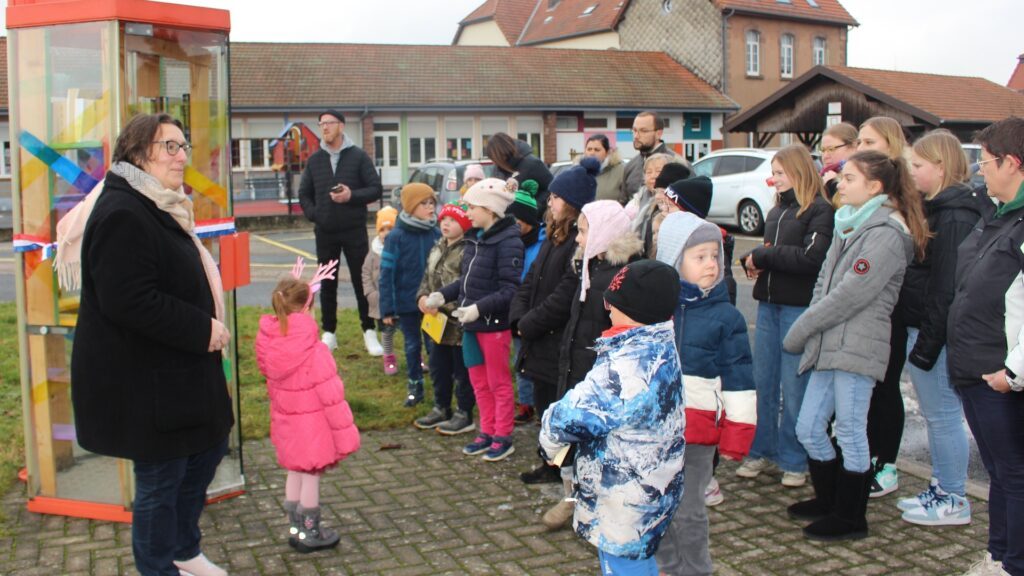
[574,231,643,266]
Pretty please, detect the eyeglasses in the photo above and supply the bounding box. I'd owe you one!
[977,156,1002,168]
[318,121,341,128]
[152,140,192,156]
[632,127,656,134]
[821,143,849,154]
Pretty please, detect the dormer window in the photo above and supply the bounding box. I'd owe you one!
[548,0,561,10]
[581,4,597,16]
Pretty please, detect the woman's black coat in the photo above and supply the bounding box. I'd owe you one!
[71,172,234,461]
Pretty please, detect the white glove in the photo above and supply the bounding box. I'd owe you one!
[453,304,480,324]
[424,292,446,309]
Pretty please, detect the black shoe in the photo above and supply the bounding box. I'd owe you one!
[788,458,839,521]
[803,468,871,542]
[520,463,561,485]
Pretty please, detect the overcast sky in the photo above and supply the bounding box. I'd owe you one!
[2,0,1019,85]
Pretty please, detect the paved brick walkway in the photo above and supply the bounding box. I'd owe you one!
[0,424,990,575]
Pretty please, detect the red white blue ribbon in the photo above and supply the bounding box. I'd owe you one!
[13,234,57,259]
[195,218,236,239]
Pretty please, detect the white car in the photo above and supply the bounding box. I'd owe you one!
[692,148,775,235]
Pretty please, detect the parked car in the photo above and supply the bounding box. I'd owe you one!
[390,159,496,211]
[962,143,986,189]
[549,160,574,178]
[692,148,775,235]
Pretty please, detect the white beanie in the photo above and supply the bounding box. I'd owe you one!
[463,177,516,218]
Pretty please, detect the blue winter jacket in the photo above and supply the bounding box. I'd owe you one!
[439,216,524,332]
[522,225,546,281]
[673,281,756,460]
[379,218,440,318]
[539,321,686,560]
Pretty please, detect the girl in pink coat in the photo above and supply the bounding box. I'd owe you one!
[255,263,361,554]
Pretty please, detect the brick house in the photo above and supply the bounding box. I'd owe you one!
[1009,53,1024,93]
[455,0,858,146]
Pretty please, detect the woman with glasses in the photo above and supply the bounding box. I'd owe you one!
[68,113,234,576]
[820,122,858,202]
[947,117,1024,576]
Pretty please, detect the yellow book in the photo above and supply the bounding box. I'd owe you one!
[421,311,448,344]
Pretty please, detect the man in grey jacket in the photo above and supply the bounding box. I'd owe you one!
[619,110,679,205]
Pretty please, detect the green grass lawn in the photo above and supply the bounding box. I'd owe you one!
[0,304,431,494]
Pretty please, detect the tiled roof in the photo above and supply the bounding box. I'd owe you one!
[1008,54,1024,92]
[516,0,629,46]
[229,42,736,112]
[458,0,536,45]
[714,0,857,26]
[0,37,7,110]
[724,65,1024,133]
[833,66,1024,124]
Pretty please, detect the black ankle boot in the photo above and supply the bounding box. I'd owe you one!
[803,468,871,541]
[788,458,838,521]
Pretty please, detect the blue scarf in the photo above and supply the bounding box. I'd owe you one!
[834,194,887,239]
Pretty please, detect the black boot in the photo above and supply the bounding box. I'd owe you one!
[291,506,341,553]
[403,378,424,408]
[520,461,561,485]
[788,458,838,521]
[802,468,871,541]
[284,500,301,539]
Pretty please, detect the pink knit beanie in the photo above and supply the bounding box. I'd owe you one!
[579,199,638,301]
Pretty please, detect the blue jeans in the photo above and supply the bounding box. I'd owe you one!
[132,436,228,576]
[748,303,809,472]
[398,312,430,381]
[905,328,968,496]
[513,337,535,406]
[796,369,875,473]
[599,549,658,576]
[960,381,1024,575]
[429,342,475,414]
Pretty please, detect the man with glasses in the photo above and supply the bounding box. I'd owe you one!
[620,110,680,205]
[298,109,383,352]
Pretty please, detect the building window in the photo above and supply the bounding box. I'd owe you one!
[517,132,542,157]
[446,137,473,160]
[408,137,437,165]
[780,34,795,78]
[0,141,10,176]
[249,139,271,169]
[555,115,578,131]
[745,30,761,76]
[230,139,242,169]
[813,37,827,66]
[689,116,702,132]
[583,117,608,129]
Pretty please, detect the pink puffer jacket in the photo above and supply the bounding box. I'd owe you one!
[255,313,360,472]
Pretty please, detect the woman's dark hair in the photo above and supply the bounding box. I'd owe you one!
[112,113,184,168]
[975,116,1024,168]
[846,150,931,260]
[484,133,520,174]
[585,133,610,152]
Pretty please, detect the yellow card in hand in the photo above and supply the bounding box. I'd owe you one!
[551,444,572,467]
[421,311,448,344]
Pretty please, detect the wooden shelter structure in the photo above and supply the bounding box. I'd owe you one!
[724,65,1024,148]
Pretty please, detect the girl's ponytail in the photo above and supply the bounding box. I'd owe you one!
[889,157,931,260]
[270,277,310,335]
[846,151,931,260]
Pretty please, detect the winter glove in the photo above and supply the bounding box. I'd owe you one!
[424,292,446,309]
[453,304,480,324]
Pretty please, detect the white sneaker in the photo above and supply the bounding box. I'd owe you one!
[781,471,807,487]
[174,552,227,576]
[963,552,1008,575]
[735,458,777,478]
[704,477,724,507]
[321,331,338,351]
[363,329,384,356]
